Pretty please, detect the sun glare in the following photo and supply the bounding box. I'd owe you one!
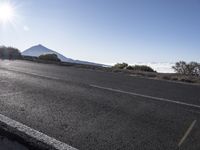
[0,3,14,23]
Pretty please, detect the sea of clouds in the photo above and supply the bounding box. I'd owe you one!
[131,62,175,73]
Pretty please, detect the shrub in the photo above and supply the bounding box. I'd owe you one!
[113,63,128,69]
[126,65,134,70]
[172,61,200,76]
[113,63,155,72]
[0,46,22,59]
[38,53,61,62]
[126,65,155,72]
[132,65,155,72]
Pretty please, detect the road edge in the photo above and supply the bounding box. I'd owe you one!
[0,114,78,150]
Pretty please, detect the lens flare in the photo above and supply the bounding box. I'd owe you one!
[0,3,14,23]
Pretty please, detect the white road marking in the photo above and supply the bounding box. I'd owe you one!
[0,114,78,150]
[2,67,200,110]
[90,84,200,109]
[178,120,197,147]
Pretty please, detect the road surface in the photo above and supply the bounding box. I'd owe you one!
[0,60,200,150]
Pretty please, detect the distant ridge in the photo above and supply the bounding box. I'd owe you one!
[22,44,103,66]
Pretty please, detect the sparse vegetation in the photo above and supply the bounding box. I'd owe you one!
[0,46,22,59]
[126,65,134,70]
[172,61,200,77]
[131,65,155,72]
[0,46,199,85]
[110,61,200,84]
[113,63,128,69]
[38,53,61,62]
[113,63,155,72]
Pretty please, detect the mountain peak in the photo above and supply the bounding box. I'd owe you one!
[22,44,74,62]
[33,44,47,49]
[37,44,43,47]
[22,44,103,66]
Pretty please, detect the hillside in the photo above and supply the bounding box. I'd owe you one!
[22,44,73,62]
[22,44,103,66]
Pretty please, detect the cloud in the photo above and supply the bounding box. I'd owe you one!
[23,25,29,31]
[130,62,175,73]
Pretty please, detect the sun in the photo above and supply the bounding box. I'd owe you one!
[0,3,14,23]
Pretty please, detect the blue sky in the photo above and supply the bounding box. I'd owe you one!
[0,0,200,64]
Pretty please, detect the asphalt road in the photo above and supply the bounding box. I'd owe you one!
[0,60,200,150]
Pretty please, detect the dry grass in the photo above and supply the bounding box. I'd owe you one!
[106,68,200,84]
[22,58,200,85]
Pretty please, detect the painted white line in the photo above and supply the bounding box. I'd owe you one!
[2,67,200,110]
[90,84,200,109]
[178,120,197,147]
[0,114,78,150]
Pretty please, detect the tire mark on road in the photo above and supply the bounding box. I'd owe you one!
[178,120,197,147]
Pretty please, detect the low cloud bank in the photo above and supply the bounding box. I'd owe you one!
[130,62,175,73]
